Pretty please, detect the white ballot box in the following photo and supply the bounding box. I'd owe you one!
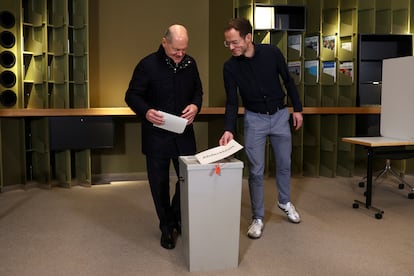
[179,156,244,272]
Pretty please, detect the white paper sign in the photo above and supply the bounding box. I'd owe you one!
[195,139,244,164]
[153,111,188,134]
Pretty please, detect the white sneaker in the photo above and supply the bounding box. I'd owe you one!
[278,202,301,223]
[247,218,264,239]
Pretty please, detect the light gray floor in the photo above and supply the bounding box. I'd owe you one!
[1,174,414,276]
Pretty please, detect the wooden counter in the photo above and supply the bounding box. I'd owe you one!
[0,106,381,117]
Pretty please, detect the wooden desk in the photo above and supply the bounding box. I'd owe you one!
[342,137,414,219]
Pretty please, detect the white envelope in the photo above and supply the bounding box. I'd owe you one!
[195,139,244,164]
[153,111,188,134]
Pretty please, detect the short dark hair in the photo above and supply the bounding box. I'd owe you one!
[224,18,252,38]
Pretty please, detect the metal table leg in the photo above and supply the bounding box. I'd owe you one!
[353,147,384,219]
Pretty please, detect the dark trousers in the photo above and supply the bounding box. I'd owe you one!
[146,156,180,234]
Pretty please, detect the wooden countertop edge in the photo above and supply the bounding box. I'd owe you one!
[0,106,381,117]
[342,137,414,147]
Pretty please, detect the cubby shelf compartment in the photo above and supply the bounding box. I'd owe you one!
[0,0,89,190]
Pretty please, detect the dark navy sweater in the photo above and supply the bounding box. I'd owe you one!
[223,43,302,134]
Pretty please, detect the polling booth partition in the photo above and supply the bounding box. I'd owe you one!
[343,56,414,219]
[380,56,414,141]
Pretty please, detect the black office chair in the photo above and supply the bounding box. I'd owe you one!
[358,147,414,199]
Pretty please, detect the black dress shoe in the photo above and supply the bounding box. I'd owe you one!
[160,232,175,249]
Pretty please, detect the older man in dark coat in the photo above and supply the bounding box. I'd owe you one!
[125,24,203,250]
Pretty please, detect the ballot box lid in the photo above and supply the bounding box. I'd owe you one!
[179,156,243,170]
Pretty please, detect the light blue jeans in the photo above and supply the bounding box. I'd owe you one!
[244,108,292,220]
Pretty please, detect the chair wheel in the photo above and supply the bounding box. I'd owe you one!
[375,213,383,219]
[398,183,405,189]
[408,193,414,199]
[358,182,365,188]
[352,203,359,209]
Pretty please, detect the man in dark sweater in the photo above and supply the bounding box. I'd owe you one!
[125,24,203,249]
[219,18,303,239]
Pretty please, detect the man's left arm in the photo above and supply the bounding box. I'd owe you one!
[274,47,303,130]
[182,59,203,124]
[191,59,203,112]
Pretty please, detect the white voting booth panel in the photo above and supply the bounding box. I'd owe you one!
[179,156,243,272]
[381,56,414,140]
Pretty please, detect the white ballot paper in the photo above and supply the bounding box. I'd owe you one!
[195,139,244,164]
[153,111,188,134]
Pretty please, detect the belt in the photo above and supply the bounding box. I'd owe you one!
[251,104,286,115]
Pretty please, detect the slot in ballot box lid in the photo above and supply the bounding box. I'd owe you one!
[179,156,243,171]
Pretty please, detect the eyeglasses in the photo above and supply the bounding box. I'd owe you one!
[224,39,241,48]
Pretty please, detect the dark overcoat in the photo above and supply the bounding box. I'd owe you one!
[125,45,203,158]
